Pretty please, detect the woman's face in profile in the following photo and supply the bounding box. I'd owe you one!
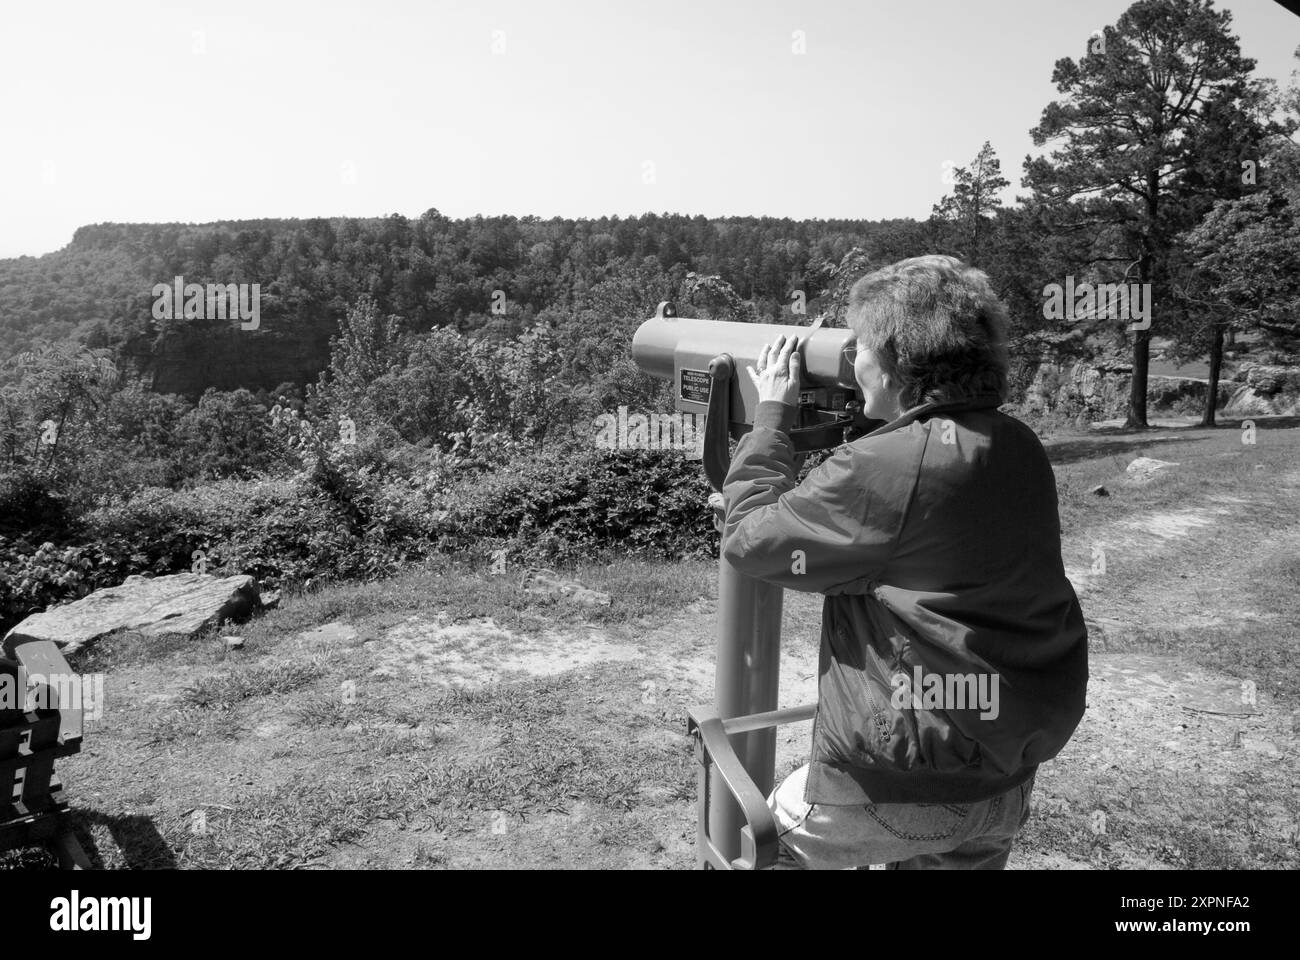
[854,339,902,421]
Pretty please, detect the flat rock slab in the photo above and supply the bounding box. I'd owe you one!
[2,572,263,657]
[1126,456,1180,482]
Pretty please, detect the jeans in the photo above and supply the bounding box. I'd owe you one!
[766,764,1035,870]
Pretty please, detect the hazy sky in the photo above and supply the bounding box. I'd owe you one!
[0,0,1295,259]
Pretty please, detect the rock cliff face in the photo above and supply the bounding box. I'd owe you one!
[123,324,336,398]
[1020,356,1290,420]
[1022,358,1135,420]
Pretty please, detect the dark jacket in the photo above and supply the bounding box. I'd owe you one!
[722,394,1088,804]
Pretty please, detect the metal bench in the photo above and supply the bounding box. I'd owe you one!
[686,702,817,870]
[0,639,91,868]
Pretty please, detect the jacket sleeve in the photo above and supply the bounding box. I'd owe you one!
[721,400,912,595]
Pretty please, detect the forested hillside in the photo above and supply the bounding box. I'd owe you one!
[0,212,945,395]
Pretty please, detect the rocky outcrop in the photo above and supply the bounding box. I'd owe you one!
[1221,363,1300,417]
[1147,376,1235,413]
[1023,357,1243,420]
[2,572,264,656]
[128,325,336,399]
[1022,358,1133,420]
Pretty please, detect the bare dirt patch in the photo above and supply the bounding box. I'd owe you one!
[1065,506,1223,596]
[365,614,642,688]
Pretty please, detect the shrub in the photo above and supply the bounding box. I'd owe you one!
[0,435,727,631]
[0,466,77,542]
[441,444,716,565]
[0,539,96,633]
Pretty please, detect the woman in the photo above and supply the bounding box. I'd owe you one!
[724,254,1087,869]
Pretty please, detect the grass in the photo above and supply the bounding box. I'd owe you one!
[4,557,711,870]
[1044,418,1300,705]
[1000,416,1300,869]
[181,660,327,708]
[154,668,694,869]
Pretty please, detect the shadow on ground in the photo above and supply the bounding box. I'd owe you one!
[1044,435,1209,465]
[73,809,178,869]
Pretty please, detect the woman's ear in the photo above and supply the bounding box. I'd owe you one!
[879,374,905,416]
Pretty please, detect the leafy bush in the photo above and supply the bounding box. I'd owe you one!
[0,466,77,541]
[0,414,725,631]
[0,539,97,632]
[82,473,423,594]
[0,467,429,632]
[441,444,716,565]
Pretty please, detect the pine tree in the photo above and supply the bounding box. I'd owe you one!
[1025,0,1263,428]
[932,142,1009,267]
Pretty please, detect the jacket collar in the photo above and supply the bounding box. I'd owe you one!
[862,392,1003,440]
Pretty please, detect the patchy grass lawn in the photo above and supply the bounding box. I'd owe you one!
[1,558,715,869]
[3,417,1297,870]
[1017,416,1300,869]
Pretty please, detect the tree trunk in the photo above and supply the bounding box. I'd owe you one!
[45,402,71,469]
[1127,328,1151,429]
[1125,248,1152,429]
[1125,180,1159,431]
[1201,321,1224,428]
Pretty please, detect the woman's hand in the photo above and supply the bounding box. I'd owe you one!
[746,334,802,406]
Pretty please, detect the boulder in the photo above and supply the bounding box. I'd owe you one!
[1022,357,1132,421]
[2,572,263,657]
[1125,457,1179,483]
[521,569,612,608]
[1219,362,1300,416]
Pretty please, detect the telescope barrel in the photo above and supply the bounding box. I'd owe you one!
[632,315,857,390]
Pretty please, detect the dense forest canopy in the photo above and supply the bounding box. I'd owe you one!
[0,211,940,392]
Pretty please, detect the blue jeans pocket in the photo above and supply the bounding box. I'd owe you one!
[863,801,972,842]
[1017,776,1035,830]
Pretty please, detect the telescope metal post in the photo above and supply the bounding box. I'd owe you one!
[708,510,783,867]
[702,353,783,867]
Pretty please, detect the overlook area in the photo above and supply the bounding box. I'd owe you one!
[2,0,1298,887]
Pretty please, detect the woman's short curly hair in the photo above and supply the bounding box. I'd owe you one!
[846,255,1009,409]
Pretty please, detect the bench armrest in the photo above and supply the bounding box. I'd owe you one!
[686,703,816,870]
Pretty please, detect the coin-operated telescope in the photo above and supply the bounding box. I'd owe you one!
[632,302,870,490]
[631,302,872,870]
